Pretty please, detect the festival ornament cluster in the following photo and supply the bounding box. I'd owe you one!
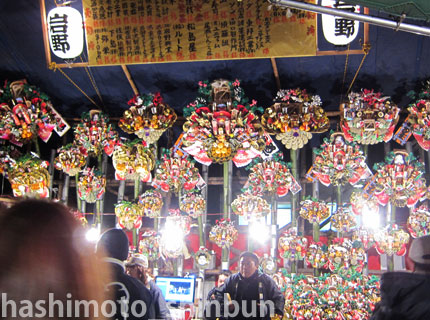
[182,79,266,167]
[370,150,426,207]
[152,149,205,195]
[341,89,400,145]
[231,193,270,221]
[350,191,379,216]
[326,238,366,276]
[331,206,357,233]
[138,190,163,218]
[307,132,371,186]
[374,224,410,256]
[77,167,106,203]
[54,143,87,176]
[299,197,330,223]
[74,110,118,156]
[244,155,301,197]
[407,204,430,238]
[305,241,328,269]
[395,80,430,150]
[179,192,206,219]
[278,228,308,262]
[7,154,50,198]
[112,140,155,181]
[0,80,69,146]
[139,230,161,262]
[115,201,142,230]
[119,92,177,144]
[209,218,238,249]
[262,88,329,150]
[279,272,380,319]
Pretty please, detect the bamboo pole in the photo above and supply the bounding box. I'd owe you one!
[61,174,70,205]
[222,161,230,270]
[75,175,81,212]
[291,149,298,227]
[48,149,56,200]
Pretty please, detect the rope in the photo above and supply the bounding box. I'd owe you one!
[339,43,350,105]
[80,55,105,108]
[346,42,372,94]
[49,62,101,109]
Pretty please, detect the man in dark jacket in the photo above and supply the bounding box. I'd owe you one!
[207,252,284,320]
[371,235,430,320]
[97,228,154,320]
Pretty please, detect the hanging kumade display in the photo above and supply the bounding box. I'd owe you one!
[77,167,106,203]
[326,238,365,275]
[350,191,379,216]
[299,197,330,223]
[8,154,50,198]
[152,148,205,195]
[305,241,328,269]
[112,139,155,181]
[74,110,118,156]
[54,143,88,176]
[119,92,177,144]
[407,204,430,238]
[374,224,410,256]
[394,80,430,150]
[179,193,206,219]
[278,228,308,262]
[231,193,270,221]
[182,79,266,167]
[331,206,357,233]
[115,201,142,230]
[139,230,161,262]
[160,209,191,258]
[243,154,301,197]
[0,145,21,176]
[341,89,400,144]
[209,218,238,249]
[307,132,371,186]
[369,150,426,207]
[194,246,212,269]
[138,190,163,218]
[352,227,375,251]
[262,88,329,150]
[0,80,69,146]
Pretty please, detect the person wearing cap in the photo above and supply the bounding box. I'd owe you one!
[371,234,430,320]
[97,228,154,320]
[126,253,171,319]
[207,251,284,320]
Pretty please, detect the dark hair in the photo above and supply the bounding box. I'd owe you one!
[414,262,430,273]
[97,228,129,261]
[239,251,259,265]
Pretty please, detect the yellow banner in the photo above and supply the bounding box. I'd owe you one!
[82,0,317,65]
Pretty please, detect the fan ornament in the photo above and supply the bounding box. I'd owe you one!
[182,79,266,167]
[341,89,399,145]
[262,88,329,150]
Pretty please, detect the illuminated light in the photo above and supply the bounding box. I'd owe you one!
[85,225,100,242]
[249,220,269,244]
[362,204,380,230]
[161,221,184,254]
[47,7,84,59]
[321,0,360,46]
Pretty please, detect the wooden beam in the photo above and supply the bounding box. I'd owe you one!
[270,57,282,91]
[121,64,139,96]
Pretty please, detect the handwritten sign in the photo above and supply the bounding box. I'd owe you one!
[82,0,317,65]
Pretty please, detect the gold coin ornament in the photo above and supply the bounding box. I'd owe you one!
[152,148,205,195]
[331,206,357,233]
[54,143,88,176]
[182,79,266,167]
[394,80,430,150]
[307,132,371,187]
[262,88,329,150]
[278,228,308,262]
[119,92,177,144]
[341,89,400,145]
[74,110,118,156]
[371,150,426,207]
[243,153,301,197]
[231,193,270,221]
[115,201,142,230]
[7,154,50,198]
[407,204,430,238]
[112,139,155,181]
[209,218,238,249]
[374,224,410,256]
[77,167,106,203]
[299,197,330,223]
[0,80,70,145]
[139,230,161,262]
[138,190,163,218]
[180,192,206,219]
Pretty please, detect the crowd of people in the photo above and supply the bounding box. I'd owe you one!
[1,198,430,320]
